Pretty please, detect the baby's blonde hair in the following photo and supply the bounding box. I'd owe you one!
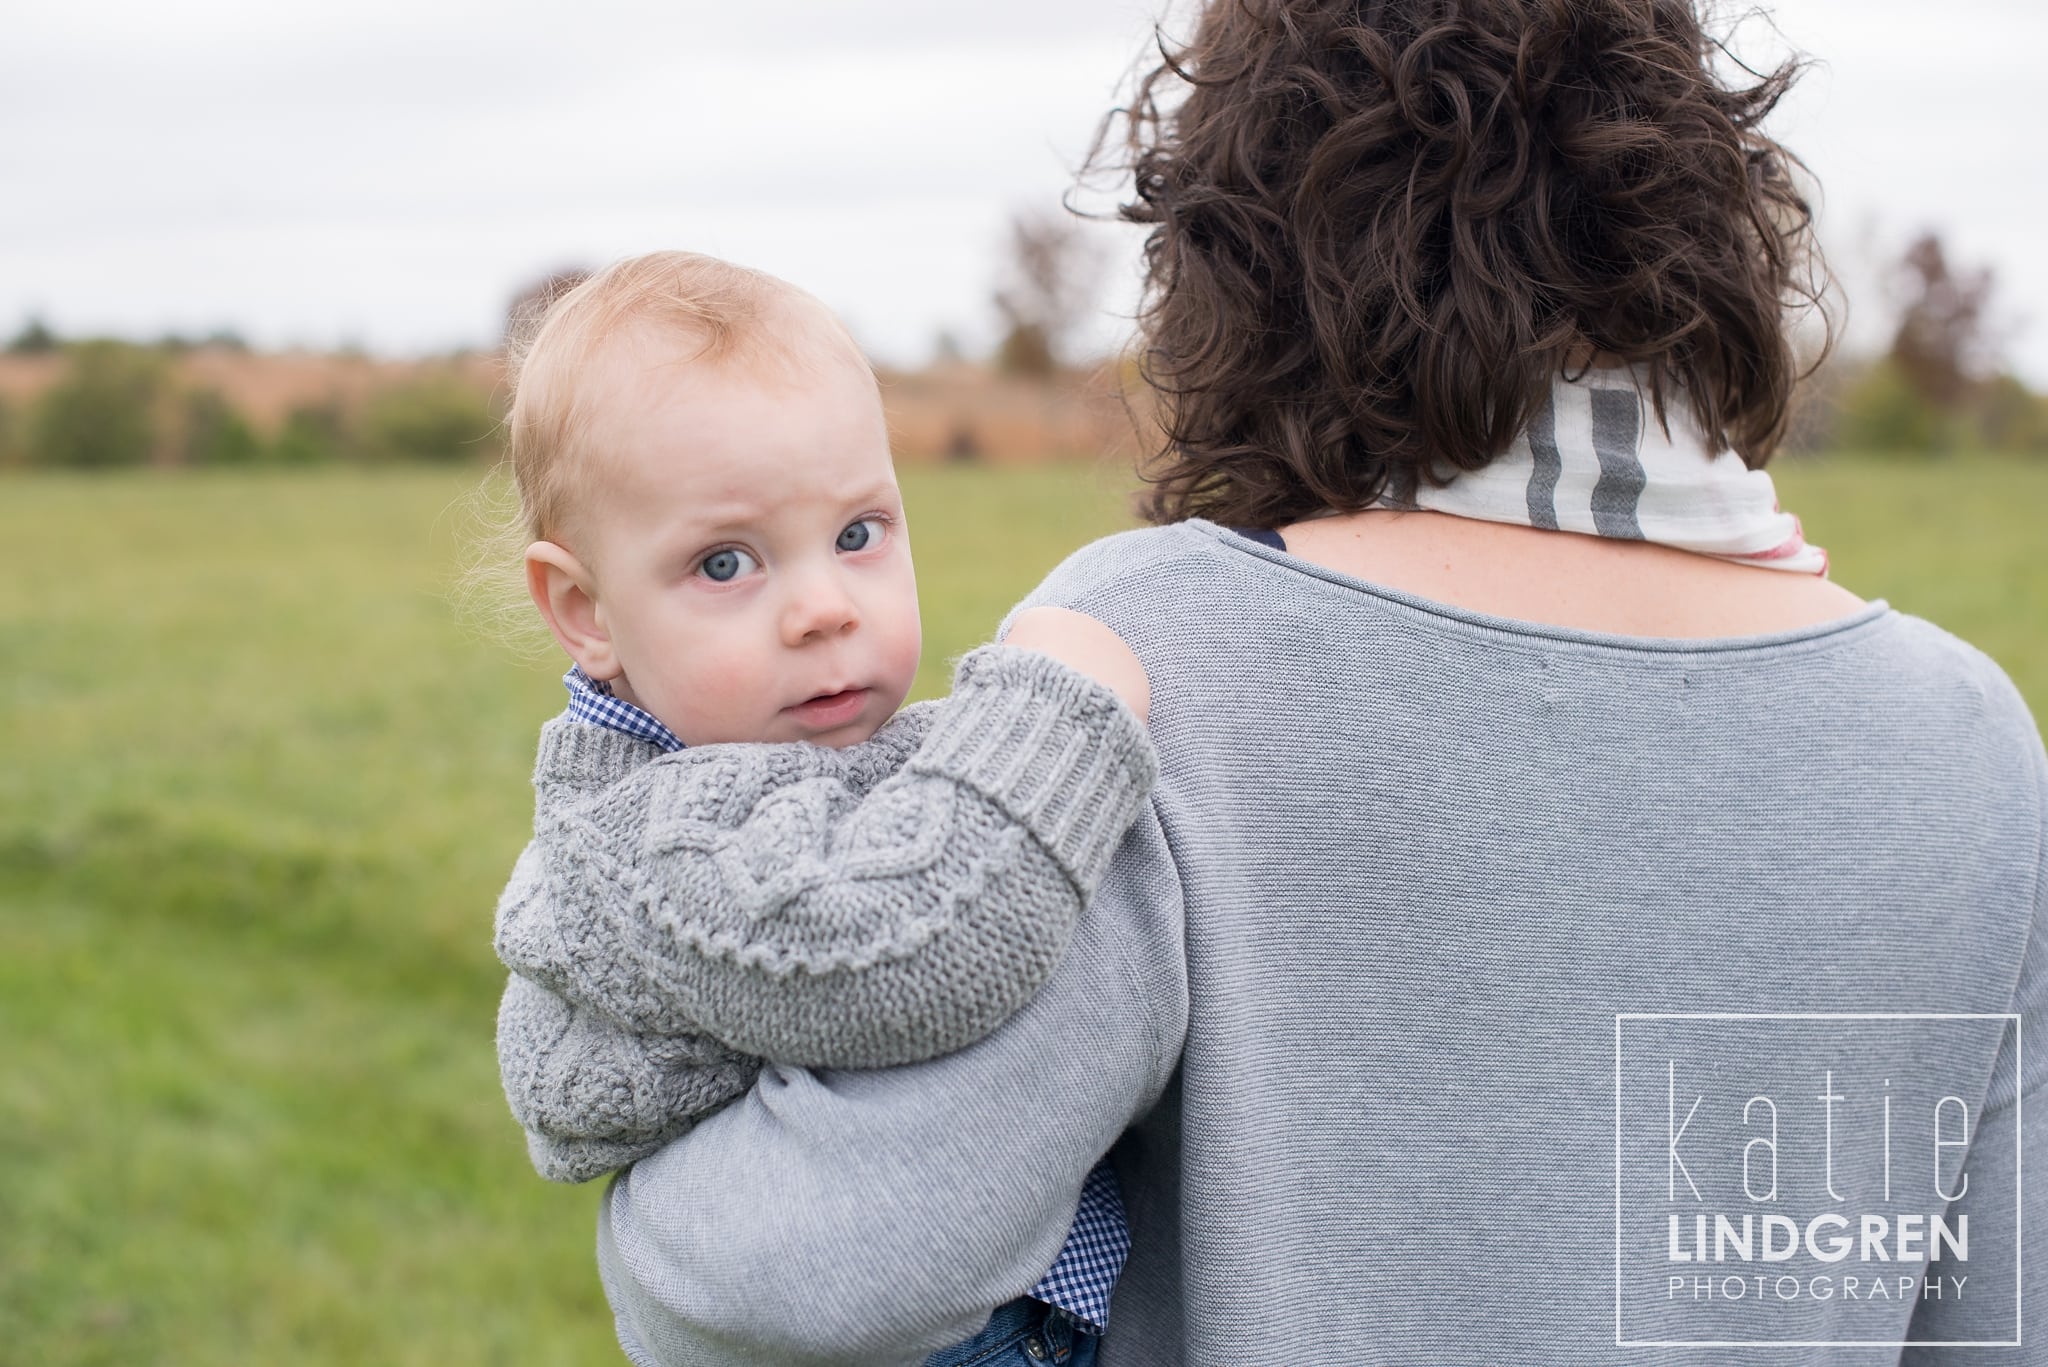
[453,251,870,654]
[509,250,870,551]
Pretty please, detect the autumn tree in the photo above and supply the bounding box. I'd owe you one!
[1834,232,2044,455]
[1888,232,1999,410]
[992,210,1103,379]
[7,317,58,354]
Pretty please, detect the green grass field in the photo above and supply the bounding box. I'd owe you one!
[0,455,2041,1365]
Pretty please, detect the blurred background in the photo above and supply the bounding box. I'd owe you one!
[3,2,2043,1363]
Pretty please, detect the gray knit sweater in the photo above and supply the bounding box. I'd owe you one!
[493,644,1158,1182]
[594,518,2046,1366]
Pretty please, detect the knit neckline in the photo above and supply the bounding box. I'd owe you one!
[1184,518,1891,658]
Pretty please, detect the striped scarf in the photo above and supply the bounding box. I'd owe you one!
[1375,367,1827,576]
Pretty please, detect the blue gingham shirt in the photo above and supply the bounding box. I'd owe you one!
[558,665,1130,1333]
[563,665,686,752]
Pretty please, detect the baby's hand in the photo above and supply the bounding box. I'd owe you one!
[1000,606,1150,725]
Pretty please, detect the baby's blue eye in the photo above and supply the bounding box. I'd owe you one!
[838,517,885,552]
[698,547,759,583]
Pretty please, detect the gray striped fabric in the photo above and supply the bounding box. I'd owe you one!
[1587,385,1646,539]
[1377,368,1826,573]
[1524,386,1563,531]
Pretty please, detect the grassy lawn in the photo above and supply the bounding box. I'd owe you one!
[0,460,1140,1366]
[0,454,2040,1364]
[1768,453,2048,707]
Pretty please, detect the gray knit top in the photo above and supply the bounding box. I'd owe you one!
[594,518,2047,1366]
[493,644,1157,1183]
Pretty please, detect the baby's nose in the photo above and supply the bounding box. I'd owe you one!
[781,570,859,644]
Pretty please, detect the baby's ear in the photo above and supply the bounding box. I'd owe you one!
[524,541,622,681]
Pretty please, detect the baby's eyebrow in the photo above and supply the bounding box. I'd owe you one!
[665,485,898,542]
[686,504,766,529]
[844,480,903,507]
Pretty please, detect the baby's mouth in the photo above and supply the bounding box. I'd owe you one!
[786,687,870,725]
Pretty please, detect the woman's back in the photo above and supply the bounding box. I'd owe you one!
[1002,519,2045,1365]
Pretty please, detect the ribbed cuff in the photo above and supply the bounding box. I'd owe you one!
[905,644,1159,895]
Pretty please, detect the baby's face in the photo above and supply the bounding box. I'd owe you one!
[572,328,920,748]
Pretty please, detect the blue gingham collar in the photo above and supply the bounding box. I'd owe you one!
[562,665,685,753]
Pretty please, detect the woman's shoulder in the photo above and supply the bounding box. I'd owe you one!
[1037,519,1213,583]
[994,521,1227,635]
[1877,612,2045,770]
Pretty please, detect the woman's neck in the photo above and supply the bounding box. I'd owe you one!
[1273,510,1866,640]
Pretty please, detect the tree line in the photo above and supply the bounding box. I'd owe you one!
[5,226,2042,469]
[0,335,501,469]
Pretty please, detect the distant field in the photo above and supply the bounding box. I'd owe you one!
[0,455,2040,1365]
[0,347,1144,466]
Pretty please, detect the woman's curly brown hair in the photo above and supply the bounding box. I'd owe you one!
[1101,0,1830,528]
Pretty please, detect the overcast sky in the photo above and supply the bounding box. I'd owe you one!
[7,0,2047,381]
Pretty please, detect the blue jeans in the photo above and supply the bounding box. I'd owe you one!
[919,1295,1101,1367]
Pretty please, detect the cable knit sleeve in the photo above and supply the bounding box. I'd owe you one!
[496,703,955,1183]
[495,971,763,1183]
[496,714,913,1184]
[494,643,1157,1072]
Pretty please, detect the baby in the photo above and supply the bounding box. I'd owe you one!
[489,250,1151,1365]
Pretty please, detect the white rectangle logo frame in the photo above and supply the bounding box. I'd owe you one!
[1612,1011,2022,1349]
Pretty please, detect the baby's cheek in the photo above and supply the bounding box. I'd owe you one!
[870,621,920,705]
[668,666,778,746]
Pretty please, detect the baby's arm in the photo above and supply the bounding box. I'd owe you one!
[494,641,1156,1179]
[495,694,938,1183]
[496,971,760,1182]
[495,691,936,1182]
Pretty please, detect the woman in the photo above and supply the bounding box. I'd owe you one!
[594,1,2044,1361]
